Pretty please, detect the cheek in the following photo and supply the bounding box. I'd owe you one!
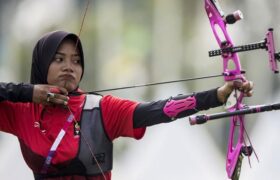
[76,66,83,80]
[47,64,58,84]
[47,72,54,84]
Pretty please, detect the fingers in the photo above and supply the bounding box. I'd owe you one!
[233,80,254,97]
[46,92,69,106]
[33,85,69,106]
[49,87,68,95]
[218,80,254,104]
[243,81,253,97]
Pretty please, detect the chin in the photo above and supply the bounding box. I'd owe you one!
[65,86,77,92]
[60,82,78,92]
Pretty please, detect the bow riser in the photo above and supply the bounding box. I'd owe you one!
[205,0,246,179]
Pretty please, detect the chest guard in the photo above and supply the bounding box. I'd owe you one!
[77,94,113,175]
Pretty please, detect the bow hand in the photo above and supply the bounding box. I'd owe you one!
[217,80,253,104]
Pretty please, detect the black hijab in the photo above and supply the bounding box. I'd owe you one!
[30,30,84,84]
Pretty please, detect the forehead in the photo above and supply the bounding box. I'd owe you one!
[57,38,79,53]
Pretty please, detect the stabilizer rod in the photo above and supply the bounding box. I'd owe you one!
[189,102,280,125]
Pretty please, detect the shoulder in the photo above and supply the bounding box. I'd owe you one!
[101,95,138,105]
[83,94,102,110]
[99,95,139,118]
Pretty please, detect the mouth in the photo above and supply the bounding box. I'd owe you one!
[59,74,75,81]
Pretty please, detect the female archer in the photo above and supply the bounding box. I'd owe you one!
[0,30,253,180]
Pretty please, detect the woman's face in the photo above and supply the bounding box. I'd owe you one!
[47,39,83,92]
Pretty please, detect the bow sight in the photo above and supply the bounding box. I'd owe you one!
[209,28,280,73]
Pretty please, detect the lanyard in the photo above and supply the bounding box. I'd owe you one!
[40,112,75,174]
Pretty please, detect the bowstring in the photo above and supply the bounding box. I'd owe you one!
[66,106,107,180]
[75,0,90,50]
[74,0,107,179]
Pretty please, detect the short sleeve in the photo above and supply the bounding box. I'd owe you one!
[100,95,146,140]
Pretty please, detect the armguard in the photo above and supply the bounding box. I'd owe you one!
[163,96,197,120]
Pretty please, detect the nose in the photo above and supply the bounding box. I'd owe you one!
[62,58,74,72]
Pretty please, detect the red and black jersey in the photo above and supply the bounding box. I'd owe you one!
[0,91,145,180]
[0,82,223,179]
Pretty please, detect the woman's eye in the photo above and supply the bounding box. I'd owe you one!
[73,59,81,64]
[54,57,63,62]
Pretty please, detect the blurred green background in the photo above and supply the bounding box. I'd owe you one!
[0,0,279,179]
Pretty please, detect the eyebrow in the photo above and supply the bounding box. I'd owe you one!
[55,52,80,57]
